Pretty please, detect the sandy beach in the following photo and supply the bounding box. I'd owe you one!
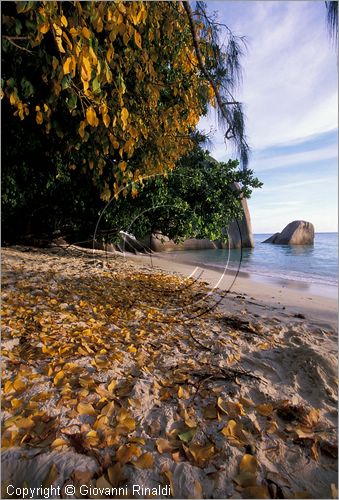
[1,245,337,499]
[130,252,338,330]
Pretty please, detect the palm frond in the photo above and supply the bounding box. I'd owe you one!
[325,1,338,43]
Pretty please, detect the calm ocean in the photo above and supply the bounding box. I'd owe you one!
[163,233,338,289]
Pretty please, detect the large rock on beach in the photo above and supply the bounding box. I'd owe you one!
[224,183,254,249]
[263,220,314,245]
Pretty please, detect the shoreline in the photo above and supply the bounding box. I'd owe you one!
[127,252,338,330]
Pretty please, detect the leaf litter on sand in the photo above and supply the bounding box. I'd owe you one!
[1,246,338,498]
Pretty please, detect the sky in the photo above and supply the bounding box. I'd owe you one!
[198,1,338,234]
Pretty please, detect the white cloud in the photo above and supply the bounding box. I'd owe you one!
[250,144,337,172]
[199,1,338,151]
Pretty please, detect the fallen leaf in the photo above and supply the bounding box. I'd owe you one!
[256,403,274,417]
[178,429,196,443]
[72,469,93,486]
[217,398,245,417]
[203,404,218,419]
[53,370,65,385]
[132,452,154,469]
[221,419,247,446]
[178,385,190,399]
[116,444,142,464]
[107,463,124,487]
[185,443,215,466]
[77,402,97,416]
[156,438,176,454]
[331,484,338,499]
[241,486,270,498]
[234,471,257,488]
[51,438,68,448]
[15,416,34,430]
[42,463,58,488]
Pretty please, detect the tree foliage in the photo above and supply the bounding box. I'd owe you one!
[2,1,248,203]
[99,145,262,246]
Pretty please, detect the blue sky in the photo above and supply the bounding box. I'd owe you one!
[198,1,338,233]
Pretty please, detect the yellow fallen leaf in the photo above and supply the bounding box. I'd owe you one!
[311,441,319,461]
[234,471,257,488]
[257,342,270,350]
[13,376,26,392]
[53,370,65,385]
[107,380,116,392]
[107,463,123,487]
[39,23,50,34]
[116,444,142,464]
[42,463,59,488]
[15,417,34,430]
[292,492,312,499]
[162,470,175,497]
[51,438,68,448]
[301,408,320,428]
[63,56,73,75]
[100,401,115,417]
[239,454,257,473]
[217,398,245,417]
[221,419,247,446]
[241,486,270,498]
[239,396,254,408]
[156,438,176,454]
[132,452,154,469]
[3,380,14,394]
[256,403,274,416]
[203,404,218,419]
[1,430,19,448]
[85,430,99,446]
[11,398,23,409]
[331,484,338,499]
[178,386,190,399]
[186,443,215,466]
[77,402,97,416]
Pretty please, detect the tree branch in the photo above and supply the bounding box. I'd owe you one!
[2,36,33,54]
[182,1,233,117]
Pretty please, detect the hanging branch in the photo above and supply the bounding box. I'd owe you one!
[182,1,250,168]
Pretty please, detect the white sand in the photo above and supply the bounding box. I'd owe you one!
[1,246,337,499]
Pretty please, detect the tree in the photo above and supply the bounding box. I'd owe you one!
[2,1,249,204]
[96,143,262,247]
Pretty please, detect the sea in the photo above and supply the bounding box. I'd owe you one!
[158,233,338,295]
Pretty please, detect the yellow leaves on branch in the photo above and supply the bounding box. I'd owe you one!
[81,26,91,39]
[134,30,142,49]
[81,57,92,82]
[86,106,99,127]
[63,56,76,76]
[120,107,129,130]
[4,1,212,194]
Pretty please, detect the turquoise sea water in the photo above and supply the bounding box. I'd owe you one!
[162,233,338,288]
